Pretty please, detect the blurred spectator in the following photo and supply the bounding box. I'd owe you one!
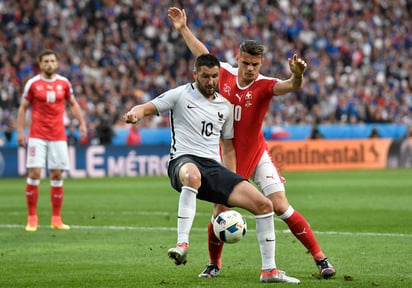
[0,0,411,136]
[369,127,381,138]
[66,123,79,146]
[79,121,98,145]
[96,118,115,145]
[403,125,412,139]
[0,116,14,145]
[126,124,142,146]
[308,125,324,140]
[94,102,115,145]
[0,132,5,147]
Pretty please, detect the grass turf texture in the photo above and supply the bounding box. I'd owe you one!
[1,169,411,287]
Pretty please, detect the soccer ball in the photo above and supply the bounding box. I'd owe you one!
[213,210,247,243]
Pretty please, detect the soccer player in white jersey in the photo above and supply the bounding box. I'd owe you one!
[17,49,87,231]
[168,7,336,280]
[123,54,300,283]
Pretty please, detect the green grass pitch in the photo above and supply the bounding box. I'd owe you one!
[1,169,411,287]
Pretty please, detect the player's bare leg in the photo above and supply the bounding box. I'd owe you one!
[270,191,336,279]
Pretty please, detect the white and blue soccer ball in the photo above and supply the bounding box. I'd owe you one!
[213,210,247,243]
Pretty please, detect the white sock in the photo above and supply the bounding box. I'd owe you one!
[177,186,197,244]
[256,212,276,270]
[278,205,294,220]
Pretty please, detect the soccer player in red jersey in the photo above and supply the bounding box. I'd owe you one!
[168,7,336,279]
[124,53,300,283]
[17,49,87,232]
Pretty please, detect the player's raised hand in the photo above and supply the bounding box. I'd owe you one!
[168,7,187,31]
[288,54,307,77]
[123,110,139,124]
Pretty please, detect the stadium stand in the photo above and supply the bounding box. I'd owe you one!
[0,1,411,146]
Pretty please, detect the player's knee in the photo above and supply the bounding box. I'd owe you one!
[28,169,41,179]
[257,197,273,214]
[268,192,289,215]
[213,204,229,217]
[179,169,201,188]
[49,170,63,181]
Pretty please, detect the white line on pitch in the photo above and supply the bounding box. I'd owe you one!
[0,224,411,238]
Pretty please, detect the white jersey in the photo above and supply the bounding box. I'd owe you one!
[151,82,234,163]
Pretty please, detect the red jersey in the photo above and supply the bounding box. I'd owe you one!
[22,74,73,141]
[219,62,279,178]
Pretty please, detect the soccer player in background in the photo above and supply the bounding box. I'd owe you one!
[168,7,336,279]
[17,49,87,232]
[123,53,300,283]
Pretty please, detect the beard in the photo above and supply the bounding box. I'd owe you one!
[197,83,216,98]
[43,66,57,77]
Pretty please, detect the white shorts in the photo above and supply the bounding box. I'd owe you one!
[251,150,286,196]
[26,138,70,170]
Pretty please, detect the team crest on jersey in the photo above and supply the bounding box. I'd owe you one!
[36,85,44,91]
[245,91,253,107]
[223,83,231,96]
[57,85,63,91]
[218,112,224,121]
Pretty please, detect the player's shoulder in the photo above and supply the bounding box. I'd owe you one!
[180,83,200,99]
[54,74,71,84]
[153,83,190,104]
[215,92,233,106]
[26,74,42,84]
[167,83,192,99]
[255,74,279,82]
[169,83,192,94]
[220,61,237,76]
[24,75,42,90]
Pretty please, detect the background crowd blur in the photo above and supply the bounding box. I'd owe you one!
[1,0,411,146]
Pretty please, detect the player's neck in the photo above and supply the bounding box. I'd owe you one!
[195,83,216,100]
[41,73,56,80]
[237,77,253,87]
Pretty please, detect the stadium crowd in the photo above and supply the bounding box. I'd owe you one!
[1,0,411,146]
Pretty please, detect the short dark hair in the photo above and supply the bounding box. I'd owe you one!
[194,53,220,71]
[239,40,264,56]
[38,49,58,62]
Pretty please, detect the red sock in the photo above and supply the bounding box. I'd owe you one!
[284,211,325,261]
[26,184,39,216]
[50,185,64,217]
[208,221,224,268]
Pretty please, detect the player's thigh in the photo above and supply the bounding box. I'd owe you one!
[178,162,201,187]
[252,151,285,196]
[26,138,47,168]
[228,181,272,215]
[48,141,70,170]
[168,156,201,191]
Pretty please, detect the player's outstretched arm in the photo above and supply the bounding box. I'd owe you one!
[168,7,209,57]
[123,102,157,124]
[273,54,307,96]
